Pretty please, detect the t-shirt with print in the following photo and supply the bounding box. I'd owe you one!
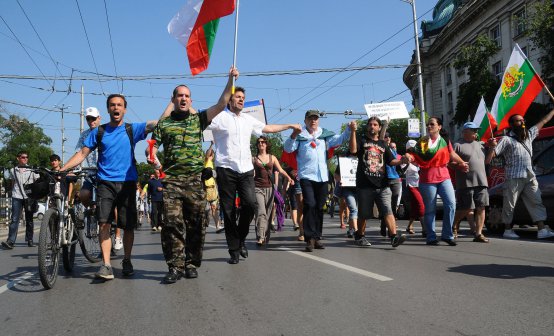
[84,122,147,181]
[152,110,209,178]
[355,138,395,189]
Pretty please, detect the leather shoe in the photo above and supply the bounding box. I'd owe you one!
[426,239,439,246]
[227,251,240,264]
[2,240,14,250]
[441,238,457,246]
[27,240,36,247]
[305,238,315,252]
[239,244,248,258]
[163,268,183,284]
[184,268,198,279]
[314,240,325,249]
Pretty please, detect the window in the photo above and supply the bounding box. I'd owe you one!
[492,61,503,83]
[447,92,453,114]
[521,46,528,57]
[446,66,452,86]
[513,9,526,37]
[490,24,501,47]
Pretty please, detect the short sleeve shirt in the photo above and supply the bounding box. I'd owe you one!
[83,122,147,181]
[495,126,538,178]
[152,110,209,177]
[355,138,395,189]
[453,140,488,189]
[75,128,97,168]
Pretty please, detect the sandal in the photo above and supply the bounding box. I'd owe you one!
[297,235,304,241]
[405,227,415,234]
[473,234,489,243]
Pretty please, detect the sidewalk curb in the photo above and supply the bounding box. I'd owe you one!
[0,222,40,242]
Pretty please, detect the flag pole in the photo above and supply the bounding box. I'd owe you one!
[232,0,240,94]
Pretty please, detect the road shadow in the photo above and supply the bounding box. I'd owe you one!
[447,264,554,279]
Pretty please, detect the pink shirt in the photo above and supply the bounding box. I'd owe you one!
[419,142,453,184]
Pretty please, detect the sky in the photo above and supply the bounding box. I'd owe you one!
[0,0,438,162]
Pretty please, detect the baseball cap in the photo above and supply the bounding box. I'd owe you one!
[406,139,417,150]
[462,121,480,130]
[85,107,100,118]
[305,110,320,118]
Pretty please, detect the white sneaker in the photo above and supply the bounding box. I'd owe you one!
[503,229,520,239]
[537,228,554,239]
[114,237,123,250]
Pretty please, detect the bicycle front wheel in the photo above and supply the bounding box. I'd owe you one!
[38,208,61,289]
[62,228,77,272]
[78,214,101,263]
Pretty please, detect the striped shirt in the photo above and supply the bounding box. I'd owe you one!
[495,126,538,179]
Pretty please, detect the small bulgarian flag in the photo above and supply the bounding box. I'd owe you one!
[491,44,545,131]
[168,0,235,75]
[472,97,497,142]
[411,136,451,169]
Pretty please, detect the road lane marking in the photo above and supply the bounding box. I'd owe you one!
[278,247,393,281]
[0,272,34,294]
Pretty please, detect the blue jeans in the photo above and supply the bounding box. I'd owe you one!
[8,198,34,243]
[342,188,358,221]
[419,179,456,242]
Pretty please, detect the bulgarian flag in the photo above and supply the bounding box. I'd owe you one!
[491,44,545,130]
[472,97,497,142]
[168,0,235,75]
[410,136,451,169]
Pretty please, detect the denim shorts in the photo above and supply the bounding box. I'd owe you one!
[357,187,392,219]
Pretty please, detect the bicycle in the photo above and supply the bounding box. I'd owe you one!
[75,167,103,263]
[27,167,98,289]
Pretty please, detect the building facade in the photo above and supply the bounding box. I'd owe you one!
[403,0,551,140]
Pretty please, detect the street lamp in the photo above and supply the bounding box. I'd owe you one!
[401,0,426,136]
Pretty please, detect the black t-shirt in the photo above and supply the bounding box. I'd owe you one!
[355,138,395,189]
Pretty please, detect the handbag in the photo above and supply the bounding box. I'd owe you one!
[14,166,38,213]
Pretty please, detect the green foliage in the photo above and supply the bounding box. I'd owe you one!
[0,114,53,168]
[453,35,500,125]
[527,1,554,88]
[136,162,155,186]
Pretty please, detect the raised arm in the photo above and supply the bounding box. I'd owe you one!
[349,121,358,154]
[263,123,302,134]
[205,66,239,123]
[534,108,554,131]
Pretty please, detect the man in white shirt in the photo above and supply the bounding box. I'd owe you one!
[208,86,301,264]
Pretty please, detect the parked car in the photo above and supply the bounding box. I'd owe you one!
[486,142,554,234]
[33,202,46,221]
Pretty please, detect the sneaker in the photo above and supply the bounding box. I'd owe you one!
[121,258,134,277]
[391,234,407,247]
[114,237,123,250]
[503,229,520,239]
[2,240,14,250]
[537,228,554,239]
[95,264,114,280]
[347,228,355,238]
[355,236,372,247]
[157,226,162,232]
[151,227,157,232]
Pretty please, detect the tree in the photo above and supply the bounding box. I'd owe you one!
[0,114,53,168]
[136,162,155,186]
[249,133,284,159]
[453,35,500,125]
[527,1,554,88]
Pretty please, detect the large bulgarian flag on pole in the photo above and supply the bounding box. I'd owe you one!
[491,44,545,130]
[168,0,235,75]
[472,97,497,142]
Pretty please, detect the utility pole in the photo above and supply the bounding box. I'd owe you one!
[401,0,426,136]
[80,85,84,134]
[54,104,71,162]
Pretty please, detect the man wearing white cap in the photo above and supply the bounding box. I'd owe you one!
[450,122,489,243]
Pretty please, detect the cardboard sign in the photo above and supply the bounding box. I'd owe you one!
[338,157,358,187]
[203,99,267,142]
[364,101,410,120]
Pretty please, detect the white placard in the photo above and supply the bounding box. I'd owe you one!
[408,118,420,138]
[339,157,358,187]
[204,99,266,142]
[364,101,410,120]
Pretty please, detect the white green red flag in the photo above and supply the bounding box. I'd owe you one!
[168,0,235,75]
[491,44,545,130]
[472,97,497,142]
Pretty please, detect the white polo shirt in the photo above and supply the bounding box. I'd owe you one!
[208,109,265,173]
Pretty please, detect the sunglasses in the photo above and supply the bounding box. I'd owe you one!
[19,156,28,159]
[257,141,267,144]
[86,117,98,122]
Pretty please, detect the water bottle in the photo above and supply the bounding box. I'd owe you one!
[54,181,61,196]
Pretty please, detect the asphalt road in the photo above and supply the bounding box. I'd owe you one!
[1,216,553,336]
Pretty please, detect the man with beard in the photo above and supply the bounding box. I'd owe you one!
[349,117,408,247]
[486,110,554,239]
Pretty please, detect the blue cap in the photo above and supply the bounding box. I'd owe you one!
[463,121,481,130]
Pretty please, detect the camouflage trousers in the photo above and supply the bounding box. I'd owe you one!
[161,175,207,271]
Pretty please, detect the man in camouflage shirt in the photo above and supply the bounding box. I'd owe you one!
[150,67,238,283]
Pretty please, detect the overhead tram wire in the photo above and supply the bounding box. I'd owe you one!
[103,0,120,93]
[0,98,80,115]
[16,0,69,87]
[270,5,434,122]
[74,0,106,96]
[0,15,53,88]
